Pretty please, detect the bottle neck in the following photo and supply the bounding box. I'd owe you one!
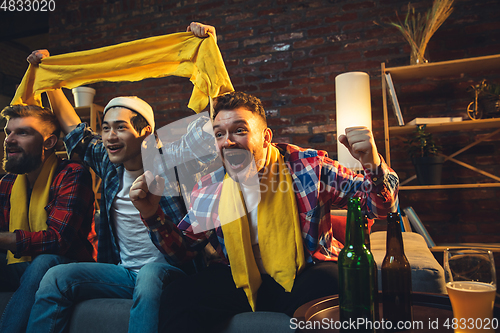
[386,215,405,255]
[345,199,365,248]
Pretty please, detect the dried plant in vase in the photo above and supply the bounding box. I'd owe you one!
[389,0,454,65]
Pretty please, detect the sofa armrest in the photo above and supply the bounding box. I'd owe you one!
[370,231,447,294]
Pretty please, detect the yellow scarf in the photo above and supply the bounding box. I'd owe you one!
[219,146,305,311]
[11,32,233,113]
[8,153,58,264]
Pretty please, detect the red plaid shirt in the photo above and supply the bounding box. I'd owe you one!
[0,159,96,262]
[143,143,399,265]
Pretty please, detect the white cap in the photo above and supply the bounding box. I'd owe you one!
[103,96,155,131]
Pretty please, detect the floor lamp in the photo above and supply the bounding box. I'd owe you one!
[335,71,373,172]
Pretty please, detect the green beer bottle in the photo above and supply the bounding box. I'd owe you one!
[363,214,380,323]
[382,212,413,330]
[339,197,376,333]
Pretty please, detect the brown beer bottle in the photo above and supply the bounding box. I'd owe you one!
[382,212,413,330]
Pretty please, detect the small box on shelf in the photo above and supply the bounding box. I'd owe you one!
[407,117,462,126]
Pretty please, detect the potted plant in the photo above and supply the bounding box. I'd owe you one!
[405,125,445,185]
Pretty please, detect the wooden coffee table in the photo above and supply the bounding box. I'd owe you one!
[294,292,500,332]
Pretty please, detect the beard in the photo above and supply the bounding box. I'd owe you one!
[3,145,43,175]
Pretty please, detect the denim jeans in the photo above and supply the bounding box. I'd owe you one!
[26,261,186,333]
[0,254,72,333]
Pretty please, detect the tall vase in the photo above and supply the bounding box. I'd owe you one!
[410,45,428,65]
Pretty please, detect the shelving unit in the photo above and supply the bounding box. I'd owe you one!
[381,54,500,190]
[75,103,104,133]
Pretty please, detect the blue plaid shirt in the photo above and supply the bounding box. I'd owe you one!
[64,116,216,264]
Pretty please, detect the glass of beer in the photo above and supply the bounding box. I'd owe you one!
[444,248,497,333]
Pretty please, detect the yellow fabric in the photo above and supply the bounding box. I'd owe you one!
[11,32,234,113]
[219,146,305,311]
[8,153,58,264]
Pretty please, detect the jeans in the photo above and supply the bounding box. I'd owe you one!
[26,261,186,333]
[0,254,72,333]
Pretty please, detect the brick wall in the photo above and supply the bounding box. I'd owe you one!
[46,0,500,244]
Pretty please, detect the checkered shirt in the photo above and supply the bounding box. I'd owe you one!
[0,158,96,262]
[142,143,399,265]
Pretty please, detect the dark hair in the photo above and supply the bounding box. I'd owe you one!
[102,107,150,134]
[130,112,149,134]
[213,92,267,125]
[1,104,61,138]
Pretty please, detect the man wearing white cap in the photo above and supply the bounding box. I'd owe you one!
[25,22,217,333]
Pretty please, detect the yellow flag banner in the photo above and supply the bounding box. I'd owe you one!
[11,32,234,113]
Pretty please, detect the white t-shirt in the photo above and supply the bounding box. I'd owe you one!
[112,168,167,272]
[240,182,267,274]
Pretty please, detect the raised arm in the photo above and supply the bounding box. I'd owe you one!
[27,50,82,135]
[322,125,399,218]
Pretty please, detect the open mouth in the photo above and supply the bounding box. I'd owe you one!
[106,144,124,154]
[223,149,250,170]
[6,147,23,157]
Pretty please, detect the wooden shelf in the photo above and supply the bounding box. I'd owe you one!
[382,55,500,189]
[55,151,68,158]
[431,243,500,253]
[386,54,500,80]
[75,104,103,131]
[400,183,500,190]
[390,118,500,136]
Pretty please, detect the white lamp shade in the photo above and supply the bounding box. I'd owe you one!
[335,72,372,171]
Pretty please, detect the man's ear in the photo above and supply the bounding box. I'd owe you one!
[140,125,153,137]
[262,127,273,149]
[43,134,58,151]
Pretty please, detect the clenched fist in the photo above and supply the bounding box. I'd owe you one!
[27,49,50,66]
[186,22,216,40]
[130,171,165,219]
[338,126,381,172]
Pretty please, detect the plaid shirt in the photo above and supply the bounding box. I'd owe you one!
[143,143,399,265]
[64,117,216,264]
[0,158,96,262]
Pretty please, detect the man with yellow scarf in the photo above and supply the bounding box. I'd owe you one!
[0,105,96,333]
[130,91,399,332]
[25,22,222,333]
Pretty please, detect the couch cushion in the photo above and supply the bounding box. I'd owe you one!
[67,298,294,333]
[213,312,294,333]
[370,231,447,294]
[1,291,295,333]
[0,292,14,315]
[68,298,132,333]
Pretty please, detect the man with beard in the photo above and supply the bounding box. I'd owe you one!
[0,104,96,333]
[130,91,400,332]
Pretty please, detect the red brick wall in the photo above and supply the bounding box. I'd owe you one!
[47,0,500,244]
